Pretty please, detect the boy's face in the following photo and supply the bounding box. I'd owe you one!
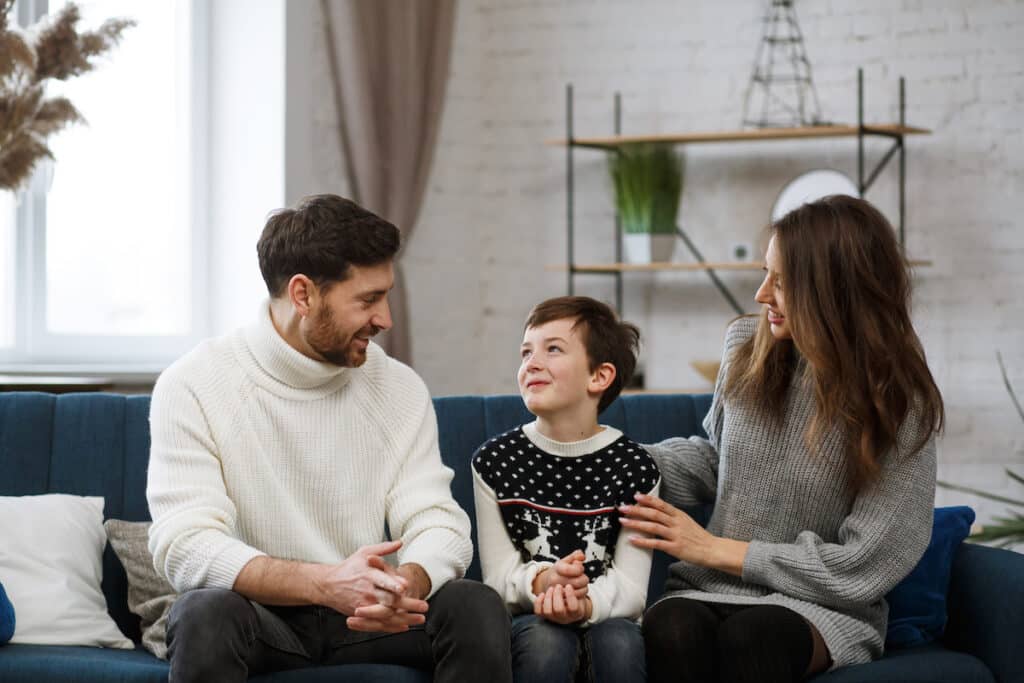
[518,318,600,418]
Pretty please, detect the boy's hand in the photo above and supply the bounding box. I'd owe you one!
[534,583,591,624]
[532,549,589,598]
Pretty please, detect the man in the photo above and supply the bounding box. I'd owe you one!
[147,194,511,682]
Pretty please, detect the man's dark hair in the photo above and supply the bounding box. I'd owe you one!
[257,194,400,297]
[525,296,640,413]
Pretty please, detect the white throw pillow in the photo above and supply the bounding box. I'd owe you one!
[0,494,134,648]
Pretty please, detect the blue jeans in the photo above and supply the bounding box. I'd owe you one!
[511,614,646,683]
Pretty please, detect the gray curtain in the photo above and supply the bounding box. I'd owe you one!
[320,0,457,366]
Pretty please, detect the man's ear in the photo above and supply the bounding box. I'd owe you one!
[588,362,617,395]
[287,274,316,318]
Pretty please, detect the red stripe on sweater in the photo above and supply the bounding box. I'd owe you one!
[497,498,616,516]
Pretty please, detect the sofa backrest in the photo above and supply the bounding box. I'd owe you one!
[0,393,153,640]
[0,391,712,640]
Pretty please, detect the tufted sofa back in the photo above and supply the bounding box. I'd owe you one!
[0,391,712,641]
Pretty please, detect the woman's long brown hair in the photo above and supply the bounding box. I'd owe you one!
[723,195,944,493]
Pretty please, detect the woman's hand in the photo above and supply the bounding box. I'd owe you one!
[534,583,591,624]
[532,549,589,598]
[620,493,749,577]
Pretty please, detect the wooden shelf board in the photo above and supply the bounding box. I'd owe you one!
[562,261,764,272]
[548,259,932,273]
[546,124,931,148]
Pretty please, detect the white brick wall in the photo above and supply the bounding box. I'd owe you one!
[295,0,1024,529]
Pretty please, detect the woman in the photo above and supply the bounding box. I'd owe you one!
[621,195,943,682]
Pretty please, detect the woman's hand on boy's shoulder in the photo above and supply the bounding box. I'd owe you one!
[620,493,749,577]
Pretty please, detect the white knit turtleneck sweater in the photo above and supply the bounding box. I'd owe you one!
[146,302,472,598]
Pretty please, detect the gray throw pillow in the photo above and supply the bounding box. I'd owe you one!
[104,519,176,659]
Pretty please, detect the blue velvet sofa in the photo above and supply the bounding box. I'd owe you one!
[0,391,1021,682]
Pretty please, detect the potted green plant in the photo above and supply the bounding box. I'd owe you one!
[608,143,684,264]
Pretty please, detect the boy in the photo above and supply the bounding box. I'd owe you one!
[472,296,660,683]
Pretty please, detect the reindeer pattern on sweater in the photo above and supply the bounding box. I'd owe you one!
[472,426,659,580]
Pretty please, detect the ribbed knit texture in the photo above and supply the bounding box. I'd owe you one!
[146,302,473,598]
[645,317,936,669]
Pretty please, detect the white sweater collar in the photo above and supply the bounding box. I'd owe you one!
[242,300,354,392]
[522,421,622,458]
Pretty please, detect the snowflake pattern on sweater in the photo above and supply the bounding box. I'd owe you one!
[472,427,660,580]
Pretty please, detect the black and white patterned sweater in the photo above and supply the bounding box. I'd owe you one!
[471,421,660,623]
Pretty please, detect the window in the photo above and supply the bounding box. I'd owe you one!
[1,0,207,367]
[0,192,14,350]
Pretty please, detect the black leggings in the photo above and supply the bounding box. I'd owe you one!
[643,598,815,683]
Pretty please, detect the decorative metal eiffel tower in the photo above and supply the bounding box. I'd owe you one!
[741,0,825,128]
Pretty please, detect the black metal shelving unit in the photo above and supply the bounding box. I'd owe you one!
[556,68,929,316]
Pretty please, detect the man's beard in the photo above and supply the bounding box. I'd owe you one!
[307,304,378,367]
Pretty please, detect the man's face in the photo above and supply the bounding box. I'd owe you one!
[303,262,394,367]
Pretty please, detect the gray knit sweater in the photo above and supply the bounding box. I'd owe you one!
[645,317,936,669]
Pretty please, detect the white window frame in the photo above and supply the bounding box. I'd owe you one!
[0,0,209,371]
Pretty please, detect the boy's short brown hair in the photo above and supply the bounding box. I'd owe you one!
[525,296,640,413]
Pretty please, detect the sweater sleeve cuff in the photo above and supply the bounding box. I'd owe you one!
[740,539,775,587]
[404,554,455,600]
[400,528,473,599]
[204,543,267,590]
[518,561,553,611]
[584,591,607,625]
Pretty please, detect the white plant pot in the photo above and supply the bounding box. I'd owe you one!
[623,233,676,264]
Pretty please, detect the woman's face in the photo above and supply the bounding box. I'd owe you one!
[755,235,791,340]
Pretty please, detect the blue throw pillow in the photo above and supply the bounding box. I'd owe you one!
[0,580,14,644]
[885,506,975,649]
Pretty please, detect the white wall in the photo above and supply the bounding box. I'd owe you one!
[288,0,1024,527]
[284,0,353,205]
[207,0,286,335]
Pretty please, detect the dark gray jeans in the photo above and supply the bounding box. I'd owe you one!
[165,579,511,683]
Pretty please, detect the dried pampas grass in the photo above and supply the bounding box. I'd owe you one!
[0,0,133,191]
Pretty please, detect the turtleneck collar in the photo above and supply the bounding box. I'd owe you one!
[522,421,622,458]
[241,300,354,395]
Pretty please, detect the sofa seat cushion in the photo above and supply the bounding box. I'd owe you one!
[0,644,432,682]
[0,644,168,683]
[811,644,994,683]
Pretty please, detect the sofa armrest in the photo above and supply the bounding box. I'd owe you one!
[943,542,1024,683]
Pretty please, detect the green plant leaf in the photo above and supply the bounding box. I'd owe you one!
[968,515,1024,544]
[937,481,1024,507]
[609,143,684,234]
[1006,468,1024,488]
[996,351,1024,425]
